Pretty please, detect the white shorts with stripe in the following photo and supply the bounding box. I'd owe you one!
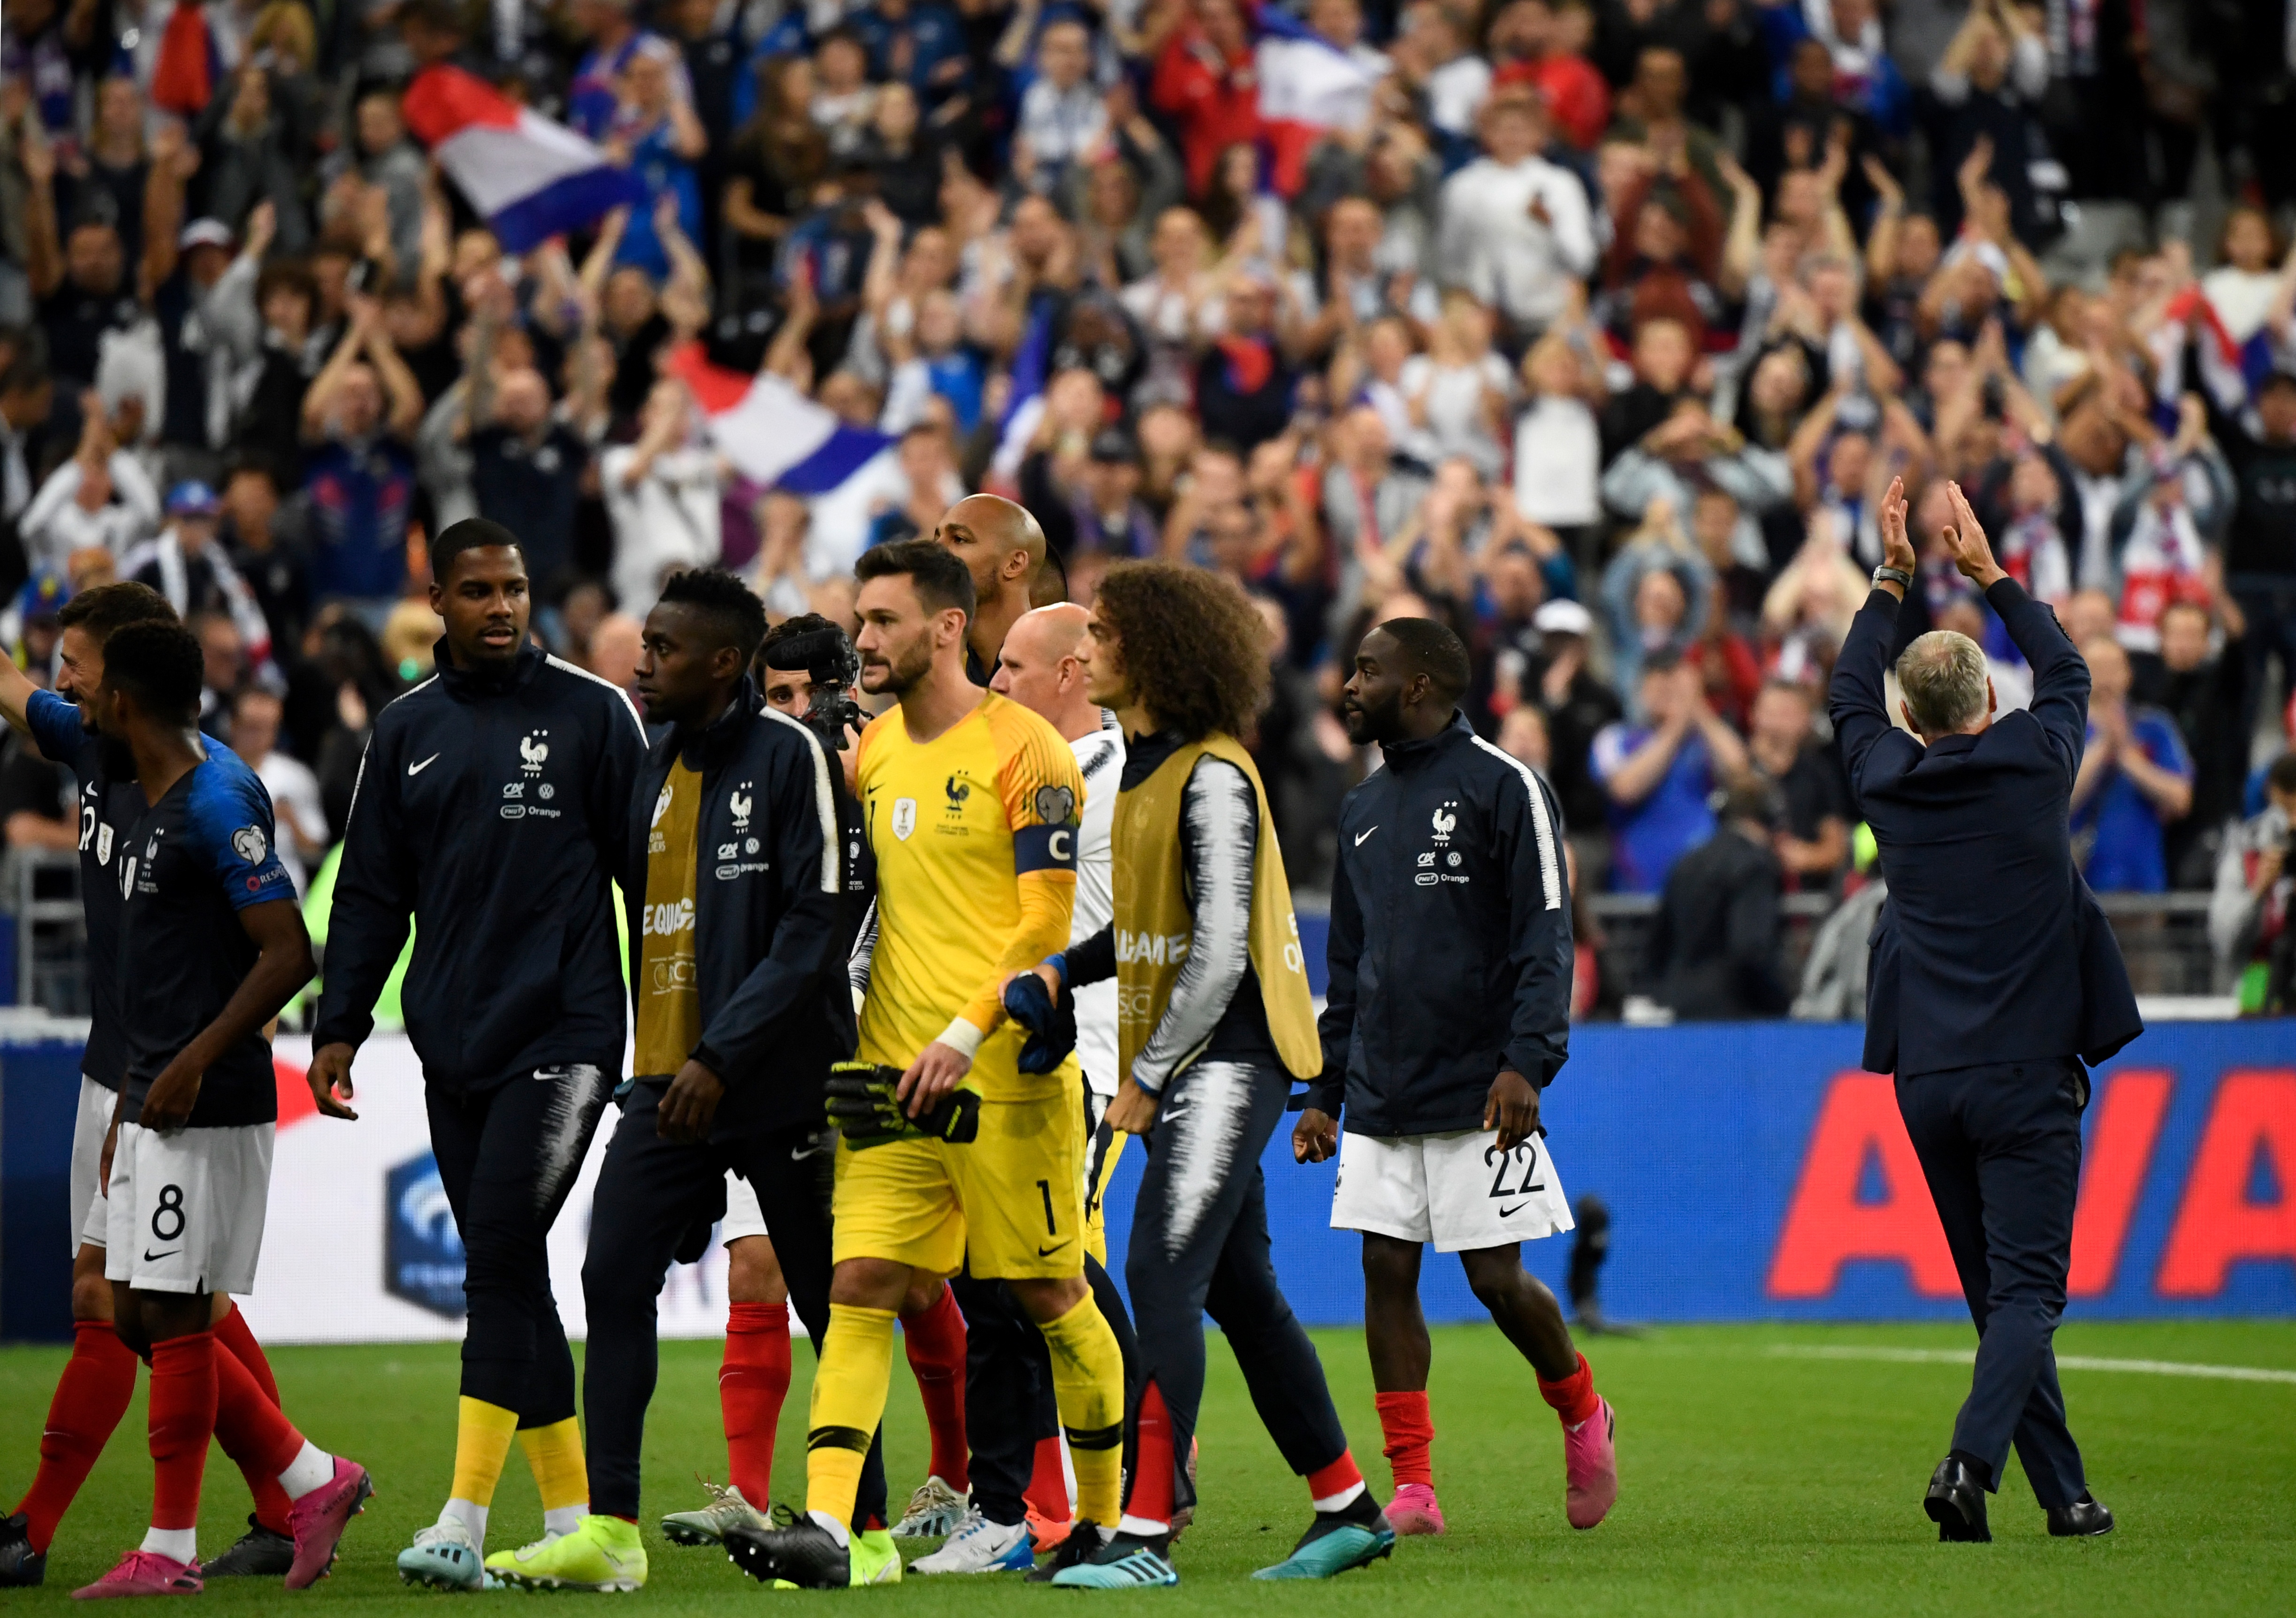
[1330,1128,1575,1253]
[69,1075,118,1252]
[722,1169,769,1244]
[104,1120,275,1295]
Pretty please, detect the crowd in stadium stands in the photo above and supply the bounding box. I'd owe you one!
[0,0,2293,1016]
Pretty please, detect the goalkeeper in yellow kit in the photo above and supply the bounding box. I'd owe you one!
[723,538,1128,1590]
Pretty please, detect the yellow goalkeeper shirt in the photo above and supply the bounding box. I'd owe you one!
[855,691,1083,1102]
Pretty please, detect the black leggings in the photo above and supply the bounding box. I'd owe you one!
[579,1082,888,1528]
[1124,1059,1349,1516]
[955,1254,1138,1527]
[425,1065,610,1426]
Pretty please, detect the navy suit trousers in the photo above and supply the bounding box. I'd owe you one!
[1895,1057,2090,1509]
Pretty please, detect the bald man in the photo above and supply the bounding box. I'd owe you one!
[907,606,1144,1574]
[992,607,1126,1248]
[932,495,1046,684]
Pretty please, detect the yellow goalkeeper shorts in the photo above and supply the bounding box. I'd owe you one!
[832,1078,1086,1281]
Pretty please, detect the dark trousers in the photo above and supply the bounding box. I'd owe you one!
[957,1254,1138,1527]
[1895,1058,2090,1508]
[425,1064,611,1423]
[579,1082,887,1526]
[961,1088,1139,1527]
[1124,1059,1349,1517]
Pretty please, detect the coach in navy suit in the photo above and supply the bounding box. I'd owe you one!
[1831,479,2137,1544]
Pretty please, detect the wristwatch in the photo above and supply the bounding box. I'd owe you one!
[1871,565,1913,588]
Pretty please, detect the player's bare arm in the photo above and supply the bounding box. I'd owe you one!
[1484,1070,1541,1154]
[658,1056,728,1142]
[1293,1107,1338,1164]
[1106,1076,1158,1136]
[141,899,315,1132]
[0,652,39,737]
[306,1042,360,1121]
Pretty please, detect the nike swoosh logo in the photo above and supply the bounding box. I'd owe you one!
[143,1248,180,1262]
[408,753,441,775]
[1497,1204,1530,1219]
[1037,1242,1072,1257]
[1355,826,1378,845]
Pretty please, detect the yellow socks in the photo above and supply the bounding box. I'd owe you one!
[518,1416,589,1536]
[806,1304,897,1534]
[1038,1293,1124,1526]
[445,1397,520,1540]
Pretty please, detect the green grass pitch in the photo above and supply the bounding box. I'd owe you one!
[4,1320,2291,1615]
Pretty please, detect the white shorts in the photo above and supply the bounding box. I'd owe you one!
[69,1076,119,1253]
[1330,1128,1575,1253]
[104,1120,275,1295]
[722,1170,768,1245]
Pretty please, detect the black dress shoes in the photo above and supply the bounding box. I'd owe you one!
[1924,1457,1991,1542]
[2046,1495,2115,1537]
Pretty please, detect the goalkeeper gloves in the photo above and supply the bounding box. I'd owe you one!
[1002,968,1077,1074]
[825,1061,981,1149]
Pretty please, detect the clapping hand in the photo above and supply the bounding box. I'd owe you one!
[1878,475,1915,577]
[1940,481,2007,588]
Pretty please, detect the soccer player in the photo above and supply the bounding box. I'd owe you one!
[0,585,321,1586]
[934,492,1047,682]
[73,621,369,1596]
[658,612,967,1550]
[538,570,900,1586]
[1294,618,1617,1536]
[911,603,1140,1574]
[721,540,1126,1590]
[1014,562,1388,1587]
[309,519,648,1590]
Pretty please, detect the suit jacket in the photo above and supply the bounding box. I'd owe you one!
[1830,577,2142,1076]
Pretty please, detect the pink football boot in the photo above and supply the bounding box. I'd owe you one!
[72,1550,202,1599]
[1386,1482,1447,1536]
[1562,1398,1617,1530]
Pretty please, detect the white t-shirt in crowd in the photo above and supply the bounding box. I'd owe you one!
[254,749,328,899]
[1512,394,1602,527]
[601,445,725,620]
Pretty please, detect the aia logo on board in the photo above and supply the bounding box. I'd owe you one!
[1766,1068,2296,1302]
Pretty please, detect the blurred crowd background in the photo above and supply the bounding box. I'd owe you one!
[0,0,2293,1020]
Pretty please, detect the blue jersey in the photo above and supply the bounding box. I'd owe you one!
[26,689,145,1090]
[303,437,418,602]
[2074,707,2193,895]
[117,747,294,1128]
[1591,722,1718,894]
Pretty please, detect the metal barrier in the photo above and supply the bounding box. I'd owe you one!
[1583,889,2222,1010]
[4,849,88,1015]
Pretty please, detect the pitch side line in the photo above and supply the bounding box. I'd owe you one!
[1766,1344,2296,1384]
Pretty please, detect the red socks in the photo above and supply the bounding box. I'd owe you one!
[13,1320,139,1551]
[1025,1436,1068,1523]
[146,1333,218,1534]
[1538,1351,1602,1427]
[722,1302,792,1505]
[213,1301,280,1406]
[212,1302,296,1531]
[212,1337,307,1532]
[1306,1450,1364,1507]
[1373,1391,1434,1488]
[900,1285,969,1492]
[1127,1381,1175,1528]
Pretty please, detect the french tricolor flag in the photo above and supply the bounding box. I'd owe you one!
[402,65,646,255]
[667,343,892,494]
[2160,285,2280,418]
[1254,4,1386,196]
